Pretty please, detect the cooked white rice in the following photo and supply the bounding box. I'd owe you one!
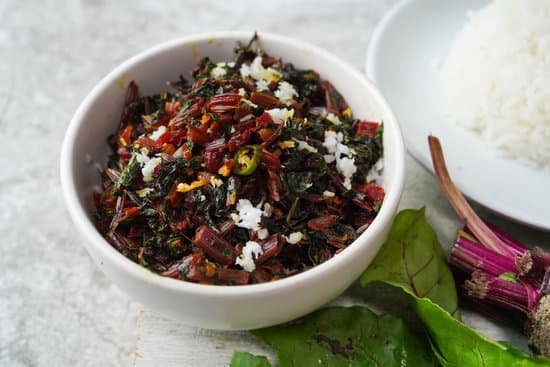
[440,0,550,166]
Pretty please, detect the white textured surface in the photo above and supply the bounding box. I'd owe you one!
[1,0,549,366]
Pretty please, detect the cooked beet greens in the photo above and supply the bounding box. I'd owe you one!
[94,36,384,285]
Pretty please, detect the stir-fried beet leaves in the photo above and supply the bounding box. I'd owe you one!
[116,154,140,192]
[94,35,385,285]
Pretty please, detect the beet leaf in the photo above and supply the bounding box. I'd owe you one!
[230,351,271,367]
[361,209,550,366]
[251,306,436,367]
[360,207,460,318]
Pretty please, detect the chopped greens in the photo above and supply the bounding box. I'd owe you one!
[116,153,140,191]
[94,34,385,285]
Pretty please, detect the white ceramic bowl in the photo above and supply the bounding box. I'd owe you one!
[61,31,405,330]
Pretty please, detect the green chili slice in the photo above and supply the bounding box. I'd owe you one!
[233,145,262,175]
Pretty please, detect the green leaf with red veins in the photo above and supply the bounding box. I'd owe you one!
[252,306,436,367]
[360,207,460,318]
[361,208,550,366]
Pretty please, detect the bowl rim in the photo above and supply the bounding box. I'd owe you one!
[60,30,405,297]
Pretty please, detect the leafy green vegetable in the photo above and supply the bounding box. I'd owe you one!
[361,208,550,366]
[411,297,550,367]
[191,79,219,97]
[282,149,328,197]
[252,306,436,367]
[350,125,383,168]
[360,207,460,318]
[231,351,272,367]
[116,153,140,192]
[283,171,314,196]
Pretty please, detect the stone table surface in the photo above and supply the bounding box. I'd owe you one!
[1,0,549,366]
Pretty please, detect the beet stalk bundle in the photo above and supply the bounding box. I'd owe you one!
[428,135,550,357]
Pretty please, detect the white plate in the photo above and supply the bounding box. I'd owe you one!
[366,0,550,231]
